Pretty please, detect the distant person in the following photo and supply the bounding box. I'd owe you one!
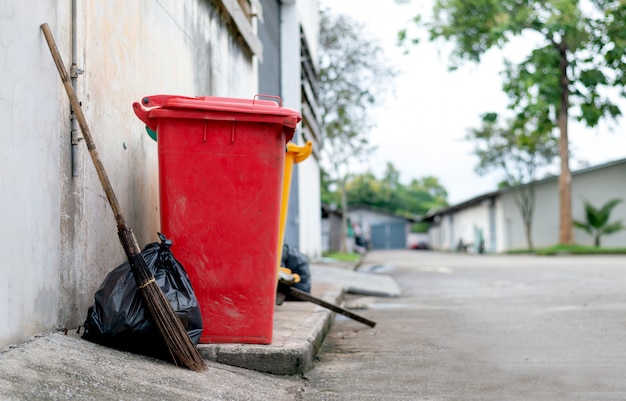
[352,222,367,255]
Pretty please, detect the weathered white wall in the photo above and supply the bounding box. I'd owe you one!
[0,0,67,348]
[1,0,257,349]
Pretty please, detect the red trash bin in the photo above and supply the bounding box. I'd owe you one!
[132,95,301,344]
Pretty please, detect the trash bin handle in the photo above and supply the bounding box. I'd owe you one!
[132,102,158,132]
[253,94,282,107]
[286,141,313,164]
[140,95,180,109]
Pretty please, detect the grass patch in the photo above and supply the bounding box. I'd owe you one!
[505,248,537,255]
[322,251,361,262]
[507,244,626,255]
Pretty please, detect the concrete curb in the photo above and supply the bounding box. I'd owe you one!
[198,283,343,375]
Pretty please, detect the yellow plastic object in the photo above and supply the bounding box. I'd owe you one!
[277,141,313,272]
[279,267,301,283]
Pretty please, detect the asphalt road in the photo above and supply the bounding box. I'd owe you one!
[300,250,626,401]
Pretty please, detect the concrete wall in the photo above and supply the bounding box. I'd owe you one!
[428,214,451,252]
[0,0,66,349]
[571,162,626,247]
[498,184,552,251]
[438,201,492,253]
[500,161,626,250]
[428,223,443,250]
[1,0,257,350]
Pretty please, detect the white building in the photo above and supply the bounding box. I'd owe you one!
[423,158,626,252]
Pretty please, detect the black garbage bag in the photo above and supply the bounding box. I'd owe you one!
[281,243,311,298]
[82,233,202,361]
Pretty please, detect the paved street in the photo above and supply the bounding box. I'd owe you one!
[302,250,626,401]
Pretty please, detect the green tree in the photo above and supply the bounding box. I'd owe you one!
[319,8,397,252]
[344,164,449,217]
[412,176,448,212]
[381,162,401,191]
[391,177,448,217]
[346,171,387,208]
[468,113,558,249]
[320,167,340,207]
[408,0,626,245]
[574,198,624,247]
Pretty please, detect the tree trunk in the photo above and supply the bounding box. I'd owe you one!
[339,178,349,253]
[525,220,534,250]
[557,46,574,245]
[513,185,535,250]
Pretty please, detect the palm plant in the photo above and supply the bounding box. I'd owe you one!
[574,199,624,247]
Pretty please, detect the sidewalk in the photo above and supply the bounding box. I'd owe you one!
[198,281,343,375]
[186,256,400,374]
[0,257,398,400]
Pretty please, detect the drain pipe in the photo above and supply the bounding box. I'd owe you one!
[70,0,83,177]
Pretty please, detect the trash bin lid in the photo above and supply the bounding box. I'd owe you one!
[133,95,302,143]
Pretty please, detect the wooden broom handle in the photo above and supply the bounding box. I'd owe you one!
[41,23,127,230]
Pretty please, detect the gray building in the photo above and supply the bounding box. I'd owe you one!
[257,0,322,257]
[348,205,415,250]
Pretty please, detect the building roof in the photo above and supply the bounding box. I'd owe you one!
[420,157,626,222]
[419,191,499,222]
[348,204,418,223]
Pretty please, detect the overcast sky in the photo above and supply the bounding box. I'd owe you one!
[321,0,626,204]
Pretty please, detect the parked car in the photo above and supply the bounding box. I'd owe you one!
[410,241,429,250]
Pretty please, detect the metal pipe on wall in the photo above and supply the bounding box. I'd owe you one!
[70,0,83,177]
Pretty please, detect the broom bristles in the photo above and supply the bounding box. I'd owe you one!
[122,229,206,371]
[140,278,207,371]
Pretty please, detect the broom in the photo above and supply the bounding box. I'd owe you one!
[40,23,206,372]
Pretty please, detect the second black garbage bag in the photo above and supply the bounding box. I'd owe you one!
[281,243,312,295]
[82,233,202,361]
